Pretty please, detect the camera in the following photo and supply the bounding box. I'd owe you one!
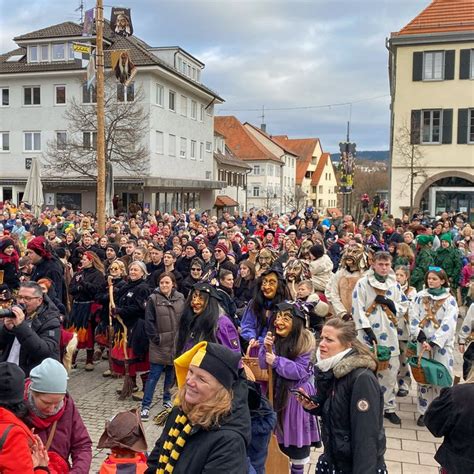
[0,304,25,318]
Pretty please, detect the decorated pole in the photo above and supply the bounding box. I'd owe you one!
[96,0,106,234]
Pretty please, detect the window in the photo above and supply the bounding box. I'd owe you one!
[68,43,74,61]
[29,45,38,62]
[268,164,273,176]
[56,131,67,150]
[180,95,187,116]
[83,131,97,150]
[190,140,196,159]
[319,185,323,193]
[117,83,134,102]
[191,100,197,119]
[55,85,66,105]
[40,44,49,62]
[52,43,65,61]
[156,84,164,106]
[24,132,41,151]
[205,141,212,152]
[169,91,176,111]
[180,137,186,158]
[469,109,474,144]
[471,50,474,79]
[253,165,260,175]
[1,88,9,106]
[423,51,444,80]
[312,186,317,194]
[200,104,204,121]
[169,134,176,156]
[253,186,260,197]
[156,131,164,154]
[82,83,97,104]
[24,86,40,105]
[199,142,204,161]
[0,132,9,151]
[422,110,442,143]
[56,193,81,211]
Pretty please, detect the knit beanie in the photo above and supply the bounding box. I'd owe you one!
[174,341,240,390]
[30,358,68,394]
[27,236,52,259]
[0,362,25,403]
[310,244,325,260]
[0,238,14,251]
[214,242,229,255]
[185,241,199,252]
[416,234,434,246]
[106,243,120,255]
[440,233,452,243]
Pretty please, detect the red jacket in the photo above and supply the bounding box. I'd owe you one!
[0,407,49,473]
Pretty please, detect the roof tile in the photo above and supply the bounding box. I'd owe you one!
[394,0,474,36]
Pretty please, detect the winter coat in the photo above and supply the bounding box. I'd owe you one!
[69,266,106,302]
[27,393,92,474]
[0,297,61,375]
[411,247,435,291]
[434,247,462,289]
[146,375,251,474]
[310,350,386,474]
[0,407,49,474]
[0,250,20,290]
[31,256,66,305]
[145,289,184,365]
[234,278,256,309]
[424,383,474,474]
[309,254,333,292]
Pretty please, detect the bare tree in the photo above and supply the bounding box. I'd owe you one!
[393,124,427,215]
[44,76,150,178]
[283,185,307,213]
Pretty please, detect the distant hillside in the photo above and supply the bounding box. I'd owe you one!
[330,150,389,162]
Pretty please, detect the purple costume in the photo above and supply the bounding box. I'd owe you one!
[258,347,320,448]
[184,314,241,354]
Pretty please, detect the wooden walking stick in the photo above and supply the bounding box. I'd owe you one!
[264,332,290,474]
[107,277,116,376]
[109,280,134,399]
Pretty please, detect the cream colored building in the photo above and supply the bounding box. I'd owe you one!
[388,0,474,220]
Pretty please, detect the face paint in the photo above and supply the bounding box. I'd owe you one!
[274,310,293,338]
[261,273,278,299]
[191,290,207,315]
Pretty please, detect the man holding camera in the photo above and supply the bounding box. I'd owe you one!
[0,281,60,375]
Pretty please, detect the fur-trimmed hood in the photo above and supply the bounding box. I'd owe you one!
[333,350,377,379]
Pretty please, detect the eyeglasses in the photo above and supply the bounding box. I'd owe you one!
[191,267,201,271]
[16,295,41,302]
[215,249,223,253]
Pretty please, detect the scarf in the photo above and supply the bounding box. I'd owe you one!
[24,381,67,430]
[427,287,448,297]
[316,348,352,373]
[373,272,388,283]
[157,409,193,474]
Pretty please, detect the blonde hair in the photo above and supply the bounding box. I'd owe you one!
[176,384,232,429]
[396,242,414,261]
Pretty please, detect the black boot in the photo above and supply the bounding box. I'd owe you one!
[384,412,401,425]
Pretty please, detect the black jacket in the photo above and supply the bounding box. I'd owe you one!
[146,375,251,474]
[69,267,106,302]
[0,296,61,375]
[31,256,66,305]
[310,350,386,474]
[424,384,474,474]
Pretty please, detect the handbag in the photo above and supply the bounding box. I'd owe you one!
[408,349,452,387]
[45,421,70,474]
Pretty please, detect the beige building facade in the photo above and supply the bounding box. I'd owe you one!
[388,0,474,219]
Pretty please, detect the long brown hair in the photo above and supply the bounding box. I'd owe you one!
[322,318,376,361]
[84,251,105,274]
[396,242,414,262]
[176,384,232,429]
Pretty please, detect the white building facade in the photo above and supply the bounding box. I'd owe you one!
[0,21,224,213]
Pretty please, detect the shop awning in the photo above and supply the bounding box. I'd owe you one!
[215,195,239,207]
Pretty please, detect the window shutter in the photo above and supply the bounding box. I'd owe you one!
[457,109,469,144]
[410,110,421,144]
[459,49,471,79]
[412,52,423,81]
[444,50,455,80]
[442,109,453,144]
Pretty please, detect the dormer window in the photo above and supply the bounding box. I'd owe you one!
[27,42,76,64]
[52,43,65,61]
[40,44,49,62]
[29,46,38,62]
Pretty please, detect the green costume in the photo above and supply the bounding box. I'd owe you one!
[434,233,462,289]
[411,235,435,291]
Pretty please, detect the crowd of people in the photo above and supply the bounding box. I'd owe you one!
[0,199,473,473]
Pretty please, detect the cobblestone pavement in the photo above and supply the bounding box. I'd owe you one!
[69,347,464,473]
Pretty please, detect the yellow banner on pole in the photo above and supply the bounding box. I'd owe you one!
[73,43,92,54]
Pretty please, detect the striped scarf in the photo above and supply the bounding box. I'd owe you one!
[156,410,193,473]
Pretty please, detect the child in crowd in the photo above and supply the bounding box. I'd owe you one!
[98,409,148,473]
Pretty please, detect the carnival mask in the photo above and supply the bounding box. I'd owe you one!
[274,310,293,338]
[261,273,278,299]
[191,290,207,315]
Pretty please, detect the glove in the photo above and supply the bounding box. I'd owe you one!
[374,295,397,315]
[364,327,377,344]
[417,330,427,343]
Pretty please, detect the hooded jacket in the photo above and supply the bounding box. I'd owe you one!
[146,375,251,474]
[311,350,386,474]
[0,407,49,473]
[0,296,61,375]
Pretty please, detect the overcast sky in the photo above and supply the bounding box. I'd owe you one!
[0,0,428,152]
